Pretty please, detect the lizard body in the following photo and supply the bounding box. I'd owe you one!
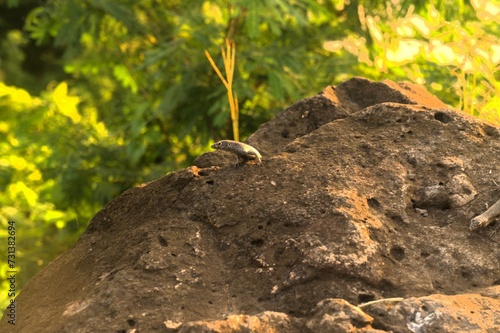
[211,140,262,166]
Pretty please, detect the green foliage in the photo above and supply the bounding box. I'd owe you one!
[324,1,500,122]
[0,82,112,309]
[1,0,499,314]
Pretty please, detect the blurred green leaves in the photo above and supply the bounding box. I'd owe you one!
[0,82,103,308]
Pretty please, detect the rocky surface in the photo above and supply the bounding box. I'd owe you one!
[2,77,499,333]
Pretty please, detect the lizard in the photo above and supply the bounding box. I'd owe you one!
[469,197,500,231]
[211,140,262,166]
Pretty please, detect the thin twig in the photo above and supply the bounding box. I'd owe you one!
[358,297,404,309]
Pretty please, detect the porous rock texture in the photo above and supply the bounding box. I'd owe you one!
[2,77,500,333]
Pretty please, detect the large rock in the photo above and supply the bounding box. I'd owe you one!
[167,289,500,333]
[2,77,499,333]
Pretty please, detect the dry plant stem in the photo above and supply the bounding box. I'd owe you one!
[205,39,239,141]
[358,297,404,309]
[469,197,500,230]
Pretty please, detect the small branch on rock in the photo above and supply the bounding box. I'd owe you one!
[358,297,404,309]
[469,197,500,230]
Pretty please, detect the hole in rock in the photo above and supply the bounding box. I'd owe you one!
[127,318,136,327]
[206,180,214,185]
[250,239,264,247]
[367,197,381,209]
[434,111,453,123]
[390,245,405,261]
[483,125,499,137]
[157,235,168,247]
[420,251,430,258]
[390,215,404,224]
[461,269,472,279]
[358,293,375,304]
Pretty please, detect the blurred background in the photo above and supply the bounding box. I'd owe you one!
[0,0,499,313]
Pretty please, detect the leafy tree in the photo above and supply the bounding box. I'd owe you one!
[0,81,115,309]
[0,0,68,93]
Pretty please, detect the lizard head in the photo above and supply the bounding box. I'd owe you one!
[211,140,229,150]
